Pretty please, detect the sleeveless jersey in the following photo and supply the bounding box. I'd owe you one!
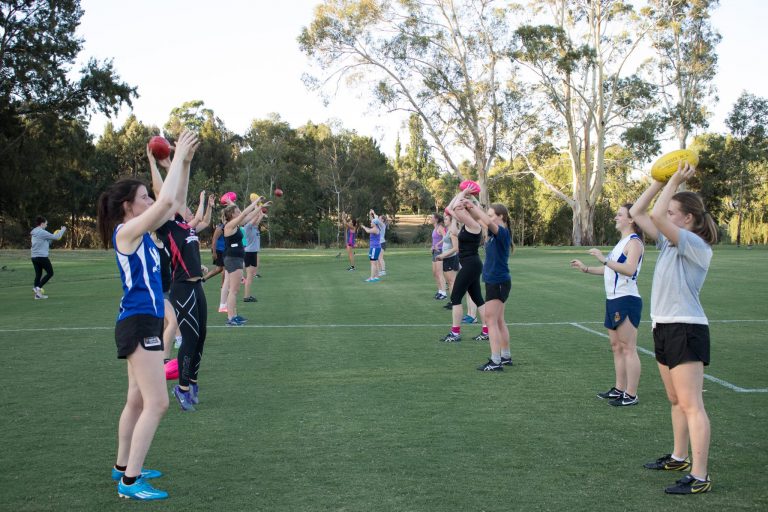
[457,226,481,260]
[604,233,643,299]
[431,227,443,252]
[113,226,164,321]
[441,229,453,253]
[224,227,245,258]
[158,215,202,282]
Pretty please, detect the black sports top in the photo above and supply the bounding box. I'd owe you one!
[457,226,482,260]
[157,214,202,281]
[224,227,244,259]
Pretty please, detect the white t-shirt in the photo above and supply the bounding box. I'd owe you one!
[651,230,712,326]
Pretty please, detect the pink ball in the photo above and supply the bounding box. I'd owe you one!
[459,180,480,195]
[165,359,179,380]
[219,191,237,205]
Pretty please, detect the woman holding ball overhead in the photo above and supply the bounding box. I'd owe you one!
[97,129,199,501]
[630,163,717,495]
[570,204,644,406]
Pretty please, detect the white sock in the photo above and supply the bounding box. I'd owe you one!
[671,454,687,462]
[491,353,501,364]
[501,349,511,358]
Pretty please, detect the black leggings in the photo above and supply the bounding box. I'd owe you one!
[450,255,485,309]
[31,257,54,288]
[170,280,207,387]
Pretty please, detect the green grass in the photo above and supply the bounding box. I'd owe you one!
[0,245,766,511]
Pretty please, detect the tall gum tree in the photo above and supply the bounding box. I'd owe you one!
[512,0,657,245]
[299,0,521,206]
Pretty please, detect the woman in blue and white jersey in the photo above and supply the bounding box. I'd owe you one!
[571,204,644,406]
[630,164,718,495]
[96,130,199,501]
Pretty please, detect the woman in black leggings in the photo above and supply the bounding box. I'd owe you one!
[439,187,486,343]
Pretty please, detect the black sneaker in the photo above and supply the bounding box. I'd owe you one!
[609,393,638,407]
[442,302,453,310]
[643,454,692,471]
[597,387,623,400]
[440,332,461,343]
[473,332,489,341]
[500,357,513,366]
[243,296,257,302]
[477,359,503,371]
[435,292,447,300]
[664,474,712,494]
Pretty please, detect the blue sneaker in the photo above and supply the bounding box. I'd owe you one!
[172,385,196,412]
[462,315,477,324]
[118,476,168,501]
[233,315,248,323]
[226,318,244,326]
[364,277,380,282]
[111,467,162,481]
[189,383,199,405]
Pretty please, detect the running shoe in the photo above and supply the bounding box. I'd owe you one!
[232,315,248,323]
[436,293,447,300]
[664,474,712,495]
[243,296,257,302]
[189,383,199,405]
[477,359,503,371]
[347,266,355,271]
[500,357,513,366]
[440,332,461,343]
[643,454,692,471]
[473,332,490,341]
[364,277,380,282]
[609,393,639,407]
[443,302,453,310]
[117,476,168,501]
[172,386,196,412]
[111,467,163,481]
[462,315,477,324]
[597,387,623,400]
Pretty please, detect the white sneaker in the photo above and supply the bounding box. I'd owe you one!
[33,287,47,299]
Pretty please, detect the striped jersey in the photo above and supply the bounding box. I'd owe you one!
[604,233,643,299]
[113,226,164,322]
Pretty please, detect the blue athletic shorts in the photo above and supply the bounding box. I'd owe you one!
[368,247,381,261]
[604,295,642,330]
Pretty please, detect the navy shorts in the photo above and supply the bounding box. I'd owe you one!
[212,250,224,267]
[604,296,642,330]
[115,314,164,359]
[654,323,710,369]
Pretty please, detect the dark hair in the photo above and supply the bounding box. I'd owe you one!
[433,213,444,225]
[621,203,643,238]
[97,179,147,249]
[35,216,46,226]
[490,203,514,251]
[671,192,718,245]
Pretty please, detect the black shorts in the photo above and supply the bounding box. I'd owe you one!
[653,323,710,369]
[115,314,164,359]
[443,255,460,272]
[380,242,387,251]
[213,250,224,267]
[604,296,642,330]
[244,251,258,268]
[485,280,511,303]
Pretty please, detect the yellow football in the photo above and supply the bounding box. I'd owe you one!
[650,149,699,182]
[249,193,259,203]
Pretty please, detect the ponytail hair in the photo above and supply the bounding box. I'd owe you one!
[622,203,644,239]
[433,213,444,225]
[222,205,238,222]
[97,179,146,249]
[671,192,718,245]
[489,203,514,251]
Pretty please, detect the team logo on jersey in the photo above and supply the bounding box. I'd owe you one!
[149,246,161,274]
[185,234,199,244]
[614,312,621,323]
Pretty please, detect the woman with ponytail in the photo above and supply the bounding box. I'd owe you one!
[630,163,717,495]
[97,130,199,501]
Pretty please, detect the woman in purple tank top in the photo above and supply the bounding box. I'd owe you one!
[430,213,447,300]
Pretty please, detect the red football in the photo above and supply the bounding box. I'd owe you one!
[261,207,268,213]
[274,188,283,197]
[148,136,171,160]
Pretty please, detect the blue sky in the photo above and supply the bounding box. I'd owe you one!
[78,0,768,157]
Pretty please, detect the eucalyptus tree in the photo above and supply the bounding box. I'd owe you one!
[299,0,520,205]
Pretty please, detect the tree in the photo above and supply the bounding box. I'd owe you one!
[512,0,656,245]
[646,0,720,150]
[725,92,768,246]
[299,0,520,205]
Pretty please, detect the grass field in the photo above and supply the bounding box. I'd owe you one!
[0,245,766,511]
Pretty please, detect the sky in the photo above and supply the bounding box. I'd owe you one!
[77,0,768,158]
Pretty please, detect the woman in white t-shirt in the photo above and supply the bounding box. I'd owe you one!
[571,204,644,406]
[630,164,718,495]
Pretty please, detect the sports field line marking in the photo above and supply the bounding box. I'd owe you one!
[0,319,766,333]
[569,322,768,393]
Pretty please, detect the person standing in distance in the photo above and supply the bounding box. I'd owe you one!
[30,217,66,299]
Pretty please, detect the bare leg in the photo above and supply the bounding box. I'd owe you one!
[161,299,177,361]
[657,362,690,460]
[670,362,710,478]
[227,269,243,320]
[607,328,626,391]
[219,271,229,309]
[244,265,256,298]
[616,319,641,395]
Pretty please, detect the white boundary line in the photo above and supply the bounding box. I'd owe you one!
[569,322,768,394]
